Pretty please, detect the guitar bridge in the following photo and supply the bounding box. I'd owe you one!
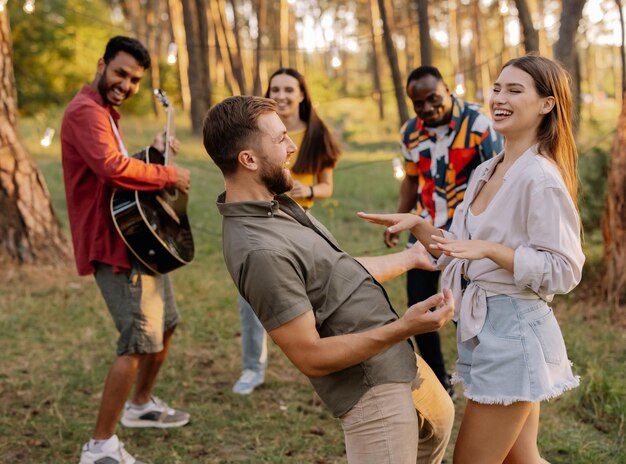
[155,195,181,225]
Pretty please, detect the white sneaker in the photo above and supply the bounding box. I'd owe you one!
[232,369,265,395]
[79,434,145,464]
[120,396,190,428]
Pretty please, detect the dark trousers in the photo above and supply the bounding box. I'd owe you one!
[406,267,450,388]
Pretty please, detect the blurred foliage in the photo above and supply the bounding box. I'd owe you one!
[7,0,148,116]
[579,146,611,231]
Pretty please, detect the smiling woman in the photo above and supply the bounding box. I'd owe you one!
[357,54,584,464]
[265,67,341,210]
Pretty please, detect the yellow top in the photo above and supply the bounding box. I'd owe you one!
[286,128,316,209]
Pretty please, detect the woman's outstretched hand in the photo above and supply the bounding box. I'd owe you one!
[357,212,421,235]
[430,235,489,260]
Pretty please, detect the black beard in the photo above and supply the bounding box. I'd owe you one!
[97,72,112,105]
[97,68,128,106]
[260,162,293,196]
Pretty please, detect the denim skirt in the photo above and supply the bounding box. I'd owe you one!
[453,295,579,405]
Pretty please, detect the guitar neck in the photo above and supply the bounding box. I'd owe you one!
[163,105,175,166]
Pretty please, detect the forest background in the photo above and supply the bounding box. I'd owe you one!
[0,0,625,462]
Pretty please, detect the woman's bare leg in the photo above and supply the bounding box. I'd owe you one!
[453,400,534,464]
[503,402,546,464]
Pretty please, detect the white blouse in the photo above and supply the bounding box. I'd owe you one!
[435,146,585,342]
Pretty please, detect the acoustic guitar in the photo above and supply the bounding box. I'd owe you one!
[111,89,194,274]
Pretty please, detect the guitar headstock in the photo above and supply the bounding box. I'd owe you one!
[153,89,171,109]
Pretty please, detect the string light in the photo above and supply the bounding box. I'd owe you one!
[0,0,8,13]
[392,158,405,180]
[23,0,35,14]
[167,42,178,65]
[40,127,55,147]
[330,47,342,69]
[454,73,466,96]
[110,4,124,24]
[499,0,509,15]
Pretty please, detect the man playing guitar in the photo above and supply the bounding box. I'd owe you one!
[61,36,191,464]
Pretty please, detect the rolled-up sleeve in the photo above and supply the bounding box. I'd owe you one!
[68,103,177,191]
[514,186,585,295]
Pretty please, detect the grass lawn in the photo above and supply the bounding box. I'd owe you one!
[1,98,624,463]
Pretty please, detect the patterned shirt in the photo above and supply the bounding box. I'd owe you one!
[400,95,502,230]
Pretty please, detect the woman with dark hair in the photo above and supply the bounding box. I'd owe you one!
[232,68,342,396]
[265,67,341,209]
[359,55,584,462]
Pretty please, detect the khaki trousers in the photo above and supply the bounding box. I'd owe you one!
[341,355,455,464]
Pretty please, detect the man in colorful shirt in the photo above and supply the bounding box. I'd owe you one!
[61,36,191,464]
[385,66,502,395]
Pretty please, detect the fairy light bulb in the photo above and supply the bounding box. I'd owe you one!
[23,0,35,14]
[499,0,509,15]
[167,42,177,65]
[392,158,405,180]
[330,47,342,69]
[40,127,55,147]
[455,73,466,96]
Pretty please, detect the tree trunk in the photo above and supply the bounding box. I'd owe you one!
[537,0,549,56]
[252,0,267,95]
[602,93,626,322]
[279,0,289,67]
[181,0,211,134]
[554,0,587,124]
[168,0,191,111]
[616,0,626,96]
[514,0,539,53]
[416,0,432,65]
[230,0,251,94]
[147,0,162,115]
[470,0,490,104]
[0,12,69,264]
[377,0,409,124]
[222,0,247,94]
[122,0,160,115]
[369,0,384,120]
[602,0,626,322]
[448,0,460,74]
[209,0,241,95]
[196,0,212,106]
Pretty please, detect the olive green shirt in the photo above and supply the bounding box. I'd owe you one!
[216,193,417,417]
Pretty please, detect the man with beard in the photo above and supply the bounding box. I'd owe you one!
[203,96,456,464]
[61,36,191,464]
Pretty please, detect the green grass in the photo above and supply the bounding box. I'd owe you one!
[1,100,625,463]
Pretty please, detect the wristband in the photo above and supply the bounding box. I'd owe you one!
[307,186,314,200]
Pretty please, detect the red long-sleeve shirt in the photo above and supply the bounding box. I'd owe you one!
[61,85,178,275]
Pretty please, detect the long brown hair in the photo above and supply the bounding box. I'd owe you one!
[265,68,341,174]
[502,55,579,204]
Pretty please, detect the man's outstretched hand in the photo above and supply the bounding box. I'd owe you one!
[401,288,454,336]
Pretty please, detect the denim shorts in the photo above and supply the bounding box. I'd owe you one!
[94,259,180,356]
[453,295,579,405]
